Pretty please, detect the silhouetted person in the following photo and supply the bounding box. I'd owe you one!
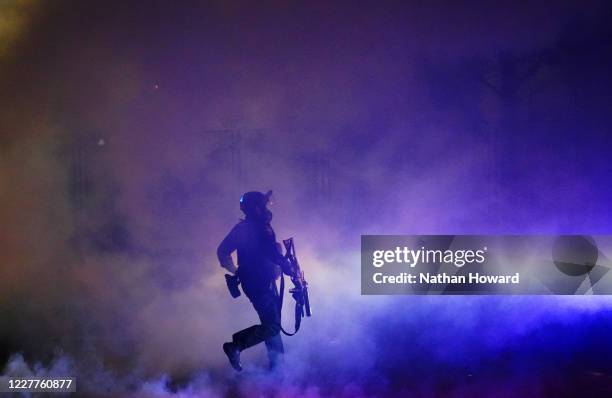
[218,190,292,371]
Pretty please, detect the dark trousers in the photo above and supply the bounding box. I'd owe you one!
[232,287,284,367]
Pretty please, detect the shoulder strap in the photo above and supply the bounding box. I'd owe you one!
[277,272,302,336]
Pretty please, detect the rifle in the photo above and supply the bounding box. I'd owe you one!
[279,238,311,335]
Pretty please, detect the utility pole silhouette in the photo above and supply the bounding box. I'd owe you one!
[204,129,245,183]
[312,150,331,201]
[480,51,548,187]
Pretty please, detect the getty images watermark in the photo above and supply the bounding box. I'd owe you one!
[361,235,612,295]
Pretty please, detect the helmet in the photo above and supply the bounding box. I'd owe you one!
[240,190,273,219]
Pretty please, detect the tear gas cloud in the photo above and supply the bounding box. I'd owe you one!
[2,1,612,396]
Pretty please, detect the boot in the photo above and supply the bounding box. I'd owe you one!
[223,342,242,371]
